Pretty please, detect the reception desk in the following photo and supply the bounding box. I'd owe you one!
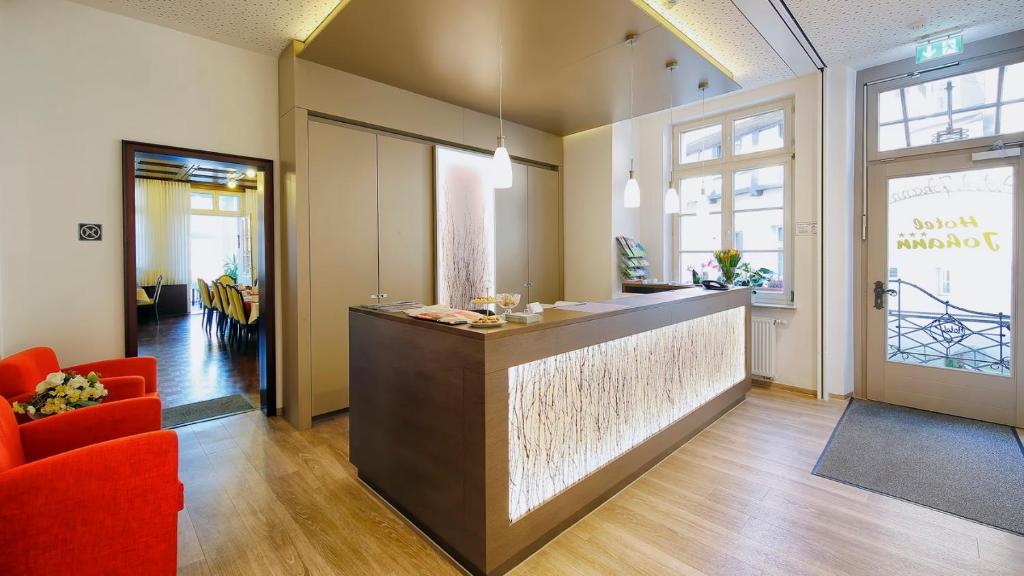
[349,287,751,575]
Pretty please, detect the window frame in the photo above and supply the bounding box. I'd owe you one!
[672,98,795,306]
[191,188,245,217]
[867,54,1024,161]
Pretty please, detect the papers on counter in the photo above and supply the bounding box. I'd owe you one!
[404,304,482,325]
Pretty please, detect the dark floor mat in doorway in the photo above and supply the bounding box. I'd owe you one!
[162,394,255,429]
[813,398,1024,536]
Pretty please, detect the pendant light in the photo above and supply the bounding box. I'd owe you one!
[663,60,680,215]
[492,0,513,189]
[696,80,710,218]
[623,33,640,208]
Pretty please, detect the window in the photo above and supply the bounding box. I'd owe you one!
[190,189,243,217]
[190,192,214,210]
[733,109,785,155]
[218,194,241,212]
[190,188,250,285]
[876,61,1024,152]
[679,125,722,164]
[673,101,793,305]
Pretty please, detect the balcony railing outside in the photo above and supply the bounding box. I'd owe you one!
[887,279,1011,376]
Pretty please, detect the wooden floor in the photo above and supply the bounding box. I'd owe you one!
[138,312,260,409]
[176,387,1024,575]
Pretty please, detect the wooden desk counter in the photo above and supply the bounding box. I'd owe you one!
[349,288,751,575]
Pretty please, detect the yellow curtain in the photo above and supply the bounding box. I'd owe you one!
[135,178,191,285]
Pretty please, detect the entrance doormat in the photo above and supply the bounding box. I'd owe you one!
[813,398,1024,536]
[162,394,255,429]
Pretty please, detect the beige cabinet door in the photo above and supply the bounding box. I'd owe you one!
[496,163,529,307]
[527,165,561,304]
[378,135,434,304]
[308,120,379,415]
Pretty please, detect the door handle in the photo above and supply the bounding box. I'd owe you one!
[873,281,896,310]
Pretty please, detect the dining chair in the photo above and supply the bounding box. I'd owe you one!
[137,275,164,324]
[227,286,256,350]
[196,279,215,331]
[212,282,230,336]
[216,274,235,286]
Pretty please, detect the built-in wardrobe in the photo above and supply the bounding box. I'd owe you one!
[306,118,561,415]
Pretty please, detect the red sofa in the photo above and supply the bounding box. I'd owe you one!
[0,347,159,407]
[0,396,182,575]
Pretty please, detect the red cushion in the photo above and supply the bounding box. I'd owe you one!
[0,397,26,472]
[0,347,60,399]
[66,356,159,394]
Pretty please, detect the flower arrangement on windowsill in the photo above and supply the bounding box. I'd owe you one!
[734,262,778,289]
[11,371,108,419]
[713,249,742,284]
[689,251,781,291]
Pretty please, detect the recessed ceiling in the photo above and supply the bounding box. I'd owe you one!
[69,0,1024,92]
[297,0,740,136]
[69,0,341,54]
[785,0,1024,70]
[135,152,258,190]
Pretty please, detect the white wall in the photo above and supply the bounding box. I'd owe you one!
[611,120,642,296]
[565,73,824,391]
[563,127,614,301]
[823,65,857,397]
[0,1,278,367]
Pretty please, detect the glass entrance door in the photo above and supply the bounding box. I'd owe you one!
[866,151,1021,425]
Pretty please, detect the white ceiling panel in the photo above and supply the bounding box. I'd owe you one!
[640,0,795,87]
[785,0,1024,69]
[70,0,340,54]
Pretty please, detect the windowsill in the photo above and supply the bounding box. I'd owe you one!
[753,302,796,310]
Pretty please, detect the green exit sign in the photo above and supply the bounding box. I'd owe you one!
[916,34,963,64]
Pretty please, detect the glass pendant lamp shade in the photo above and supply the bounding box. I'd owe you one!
[664,185,680,214]
[492,136,513,189]
[623,170,641,208]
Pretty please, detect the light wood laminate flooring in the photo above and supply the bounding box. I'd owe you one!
[176,387,1024,575]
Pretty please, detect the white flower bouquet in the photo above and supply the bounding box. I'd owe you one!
[11,371,109,419]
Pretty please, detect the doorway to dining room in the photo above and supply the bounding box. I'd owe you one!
[122,141,275,425]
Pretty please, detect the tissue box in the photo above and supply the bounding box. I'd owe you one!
[506,312,541,324]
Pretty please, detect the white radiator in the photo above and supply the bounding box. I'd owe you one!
[751,317,779,380]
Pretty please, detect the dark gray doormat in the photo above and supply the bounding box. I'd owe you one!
[162,394,255,429]
[813,398,1024,536]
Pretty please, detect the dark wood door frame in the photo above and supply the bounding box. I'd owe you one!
[122,140,277,417]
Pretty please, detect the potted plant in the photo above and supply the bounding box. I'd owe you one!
[713,249,742,285]
[223,255,239,283]
[734,262,775,289]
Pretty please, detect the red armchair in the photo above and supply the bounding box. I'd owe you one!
[0,347,158,407]
[0,396,182,575]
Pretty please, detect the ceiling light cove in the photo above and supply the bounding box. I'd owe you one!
[638,0,794,87]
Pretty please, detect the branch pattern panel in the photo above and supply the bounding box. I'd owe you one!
[508,306,746,522]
